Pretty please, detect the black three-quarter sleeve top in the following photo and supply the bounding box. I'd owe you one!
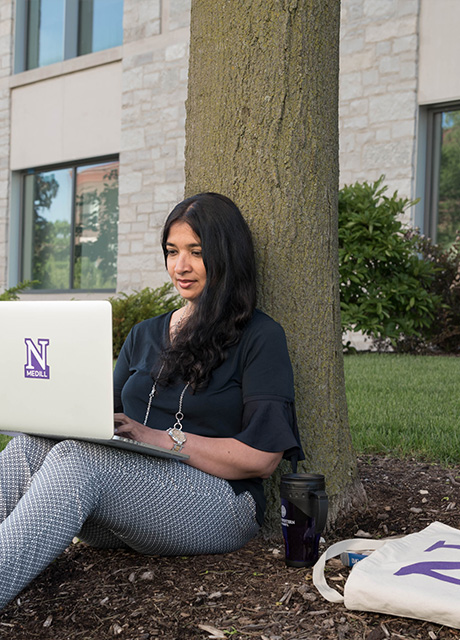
[113,309,305,525]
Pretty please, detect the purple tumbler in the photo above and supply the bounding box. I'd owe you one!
[280,473,328,567]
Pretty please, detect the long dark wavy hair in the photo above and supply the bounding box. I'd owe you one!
[157,192,257,389]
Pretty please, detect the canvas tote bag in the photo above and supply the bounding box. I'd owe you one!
[312,521,460,629]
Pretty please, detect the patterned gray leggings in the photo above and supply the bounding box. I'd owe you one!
[0,435,259,611]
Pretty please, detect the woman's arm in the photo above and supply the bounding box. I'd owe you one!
[114,413,283,480]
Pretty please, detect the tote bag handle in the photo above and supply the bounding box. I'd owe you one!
[312,538,388,603]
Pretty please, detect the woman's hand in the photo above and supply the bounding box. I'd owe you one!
[113,413,160,446]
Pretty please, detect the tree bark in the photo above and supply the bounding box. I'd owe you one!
[185,0,365,536]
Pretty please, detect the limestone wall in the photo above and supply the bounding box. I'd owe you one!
[0,0,13,291]
[117,0,190,293]
[339,0,420,219]
[0,0,190,295]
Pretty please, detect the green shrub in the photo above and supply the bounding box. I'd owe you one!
[338,177,440,345]
[0,281,37,300]
[110,283,181,358]
[400,232,460,353]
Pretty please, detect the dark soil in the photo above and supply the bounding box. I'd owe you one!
[1,455,460,640]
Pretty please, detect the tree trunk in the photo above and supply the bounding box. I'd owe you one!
[185,0,365,536]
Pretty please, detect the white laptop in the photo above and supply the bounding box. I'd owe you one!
[0,300,188,461]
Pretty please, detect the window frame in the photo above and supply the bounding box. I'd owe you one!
[424,100,460,245]
[14,0,122,74]
[18,155,119,294]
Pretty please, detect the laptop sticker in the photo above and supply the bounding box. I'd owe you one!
[24,338,50,379]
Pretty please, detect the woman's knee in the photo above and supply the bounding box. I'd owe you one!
[43,440,114,478]
[47,439,82,454]
[4,434,55,460]
[41,440,104,479]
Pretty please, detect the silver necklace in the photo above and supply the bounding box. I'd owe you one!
[143,363,190,434]
[143,310,191,434]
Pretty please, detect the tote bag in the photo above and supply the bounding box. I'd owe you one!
[312,521,460,629]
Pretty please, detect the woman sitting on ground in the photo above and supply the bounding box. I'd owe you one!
[0,192,304,611]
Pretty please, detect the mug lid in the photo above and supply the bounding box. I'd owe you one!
[280,473,325,491]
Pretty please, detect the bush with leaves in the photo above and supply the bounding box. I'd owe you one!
[0,281,37,300]
[338,177,441,345]
[110,283,181,358]
[399,232,460,353]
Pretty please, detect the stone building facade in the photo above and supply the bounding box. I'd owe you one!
[0,1,14,294]
[0,0,459,298]
[0,0,191,298]
[339,0,420,206]
[118,0,190,292]
[340,0,460,235]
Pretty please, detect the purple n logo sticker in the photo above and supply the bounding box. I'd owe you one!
[24,338,50,379]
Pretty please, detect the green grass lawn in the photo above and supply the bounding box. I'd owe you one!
[0,434,10,450]
[344,353,460,465]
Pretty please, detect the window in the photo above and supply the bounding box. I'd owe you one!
[26,0,66,69]
[78,0,124,56]
[16,0,124,72]
[425,105,460,248]
[21,158,119,291]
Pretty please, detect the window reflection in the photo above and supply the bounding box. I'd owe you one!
[22,160,119,291]
[27,0,65,70]
[78,0,124,56]
[74,161,119,290]
[22,0,123,71]
[437,110,460,248]
[22,168,72,289]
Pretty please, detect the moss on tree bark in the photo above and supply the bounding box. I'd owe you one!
[185,0,365,536]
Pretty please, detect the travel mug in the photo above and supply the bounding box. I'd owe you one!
[280,473,328,567]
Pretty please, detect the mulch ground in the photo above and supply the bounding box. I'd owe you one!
[1,455,460,640]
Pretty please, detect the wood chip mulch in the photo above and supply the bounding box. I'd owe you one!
[1,455,460,640]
